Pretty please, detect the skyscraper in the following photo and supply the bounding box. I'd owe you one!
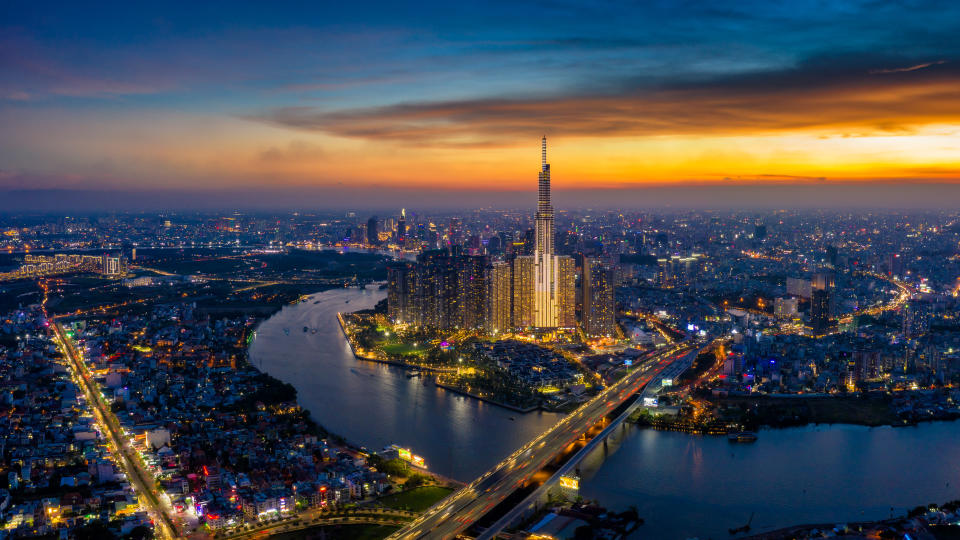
[486,261,512,332]
[582,258,616,336]
[397,208,407,245]
[532,137,575,329]
[557,255,576,328]
[456,254,488,329]
[512,255,535,328]
[367,216,379,246]
[810,288,831,333]
[535,137,554,259]
[387,262,415,324]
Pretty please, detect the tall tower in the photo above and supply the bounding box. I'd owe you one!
[534,136,559,328]
[535,136,554,255]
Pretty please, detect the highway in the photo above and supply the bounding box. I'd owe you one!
[52,323,181,540]
[389,341,695,540]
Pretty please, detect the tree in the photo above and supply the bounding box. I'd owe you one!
[405,473,429,489]
[125,525,153,540]
[76,521,118,540]
[380,458,409,477]
[573,525,595,540]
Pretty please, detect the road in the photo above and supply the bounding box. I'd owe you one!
[52,323,182,539]
[389,341,695,540]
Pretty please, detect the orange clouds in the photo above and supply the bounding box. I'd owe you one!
[251,58,960,149]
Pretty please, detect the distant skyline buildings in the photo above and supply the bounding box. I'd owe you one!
[6,182,960,213]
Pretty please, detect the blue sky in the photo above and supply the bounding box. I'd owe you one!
[1,0,960,209]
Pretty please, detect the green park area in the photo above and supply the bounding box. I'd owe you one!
[380,342,427,357]
[378,486,454,512]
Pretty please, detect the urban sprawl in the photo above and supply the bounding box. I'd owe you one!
[1,143,960,538]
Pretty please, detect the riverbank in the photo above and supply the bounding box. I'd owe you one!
[742,498,960,539]
[335,311,451,373]
[703,392,960,429]
[630,396,960,437]
[337,311,568,413]
[244,294,457,491]
[433,381,540,413]
[248,286,564,480]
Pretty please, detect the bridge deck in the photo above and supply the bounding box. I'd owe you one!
[389,342,696,540]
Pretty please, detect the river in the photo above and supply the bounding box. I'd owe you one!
[576,421,960,539]
[247,287,563,480]
[249,287,960,538]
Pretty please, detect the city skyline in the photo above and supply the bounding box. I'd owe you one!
[4,3,960,539]
[3,1,960,210]
[3,202,960,538]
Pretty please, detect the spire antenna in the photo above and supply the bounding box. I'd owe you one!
[541,136,547,170]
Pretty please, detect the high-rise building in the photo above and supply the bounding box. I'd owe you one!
[886,253,903,277]
[485,261,512,333]
[448,217,462,246]
[535,136,554,259]
[810,288,831,333]
[558,256,576,328]
[417,249,461,329]
[581,258,616,336]
[901,302,929,338]
[386,249,490,330]
[774,297,798,319]
[812,271,835,291]
[826,245,838,266]
[457,254,488,329]
[387,262,416,324]
[487,235,502,254]
[366,216,379,246]
[532,137,575,329]
[786,277,812,298]
[534,136,556,328]
[102,255,121,275]
[512,255,535,328]
[397,209,407,245]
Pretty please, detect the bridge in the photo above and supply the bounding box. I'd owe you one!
[389,341,702,539]
[224,508,419,539]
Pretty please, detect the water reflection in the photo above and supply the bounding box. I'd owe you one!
[578,422,960,539]
[248,287,959,536]
[248,287,563,480]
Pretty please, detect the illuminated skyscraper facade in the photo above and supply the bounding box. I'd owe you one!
[533,137,575,329]
[485,261,512,332]
[387,262,416,323]
[557,256,576,328]
[535,137,554,259]
[581,258,616,336]
[512,255,535,328]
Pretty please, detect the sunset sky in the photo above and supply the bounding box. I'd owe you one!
[2,1,960,209]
